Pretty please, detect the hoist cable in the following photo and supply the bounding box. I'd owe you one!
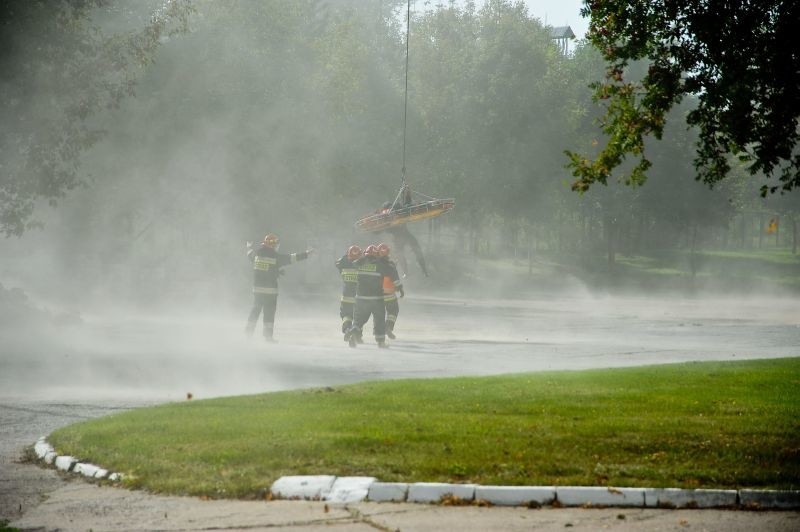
[401,0,411,185]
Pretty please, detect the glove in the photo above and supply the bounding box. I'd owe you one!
[399,287,405,298]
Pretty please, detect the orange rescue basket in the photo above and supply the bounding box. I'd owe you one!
[355,198,455,233]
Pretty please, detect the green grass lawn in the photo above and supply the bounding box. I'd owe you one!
[611,248,800,289]
[48,358,800,499]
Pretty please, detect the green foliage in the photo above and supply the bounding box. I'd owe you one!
[0,0,193,237]
[568,0,800,196]
[49,358,800,498]
[3,0,796,297]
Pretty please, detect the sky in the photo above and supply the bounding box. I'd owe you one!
[522,0,588,39]
[424,0,589,40]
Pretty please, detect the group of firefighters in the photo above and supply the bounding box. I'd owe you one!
[336,242,403,348]
[245,233,404,348]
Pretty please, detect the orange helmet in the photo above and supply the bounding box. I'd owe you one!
[364,244,380,257]
[377,242,390,257]
[262,233,279,248]
[347,245,362,261]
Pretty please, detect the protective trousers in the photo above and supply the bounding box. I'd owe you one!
[384,295,399,333]
[352,297,386,342]
[246,293,278,339]
[340,300,355,333]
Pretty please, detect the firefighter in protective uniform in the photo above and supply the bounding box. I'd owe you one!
[344,244,402,348]
[245,233,313,341]
[377,242,403,339]
[336,245,362,335]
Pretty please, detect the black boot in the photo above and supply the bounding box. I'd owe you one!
[344,327,359,348]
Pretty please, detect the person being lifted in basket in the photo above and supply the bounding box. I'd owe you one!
[378,184,428,277]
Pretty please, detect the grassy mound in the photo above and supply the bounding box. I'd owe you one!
[49,358,800,499]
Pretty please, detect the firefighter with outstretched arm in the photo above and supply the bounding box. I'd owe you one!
[245,233,313,342]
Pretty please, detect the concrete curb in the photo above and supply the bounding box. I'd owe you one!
[31,438,800,509]
[284,476,796,510]
[327,476,377,503]
[474,485,555,507]
[368,482,409,502]
[557,486,645,507]
[740,489,800,510]
[33,437,122,483]
[644,487,737,508]
[270,475,336,500]
[407,482,477,503]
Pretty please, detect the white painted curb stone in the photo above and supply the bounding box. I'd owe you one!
[54,456,77,472]
[270,475,336,500]
[30,438,800,509]
[407,482,476,503]
[34,439,53,459]
[475,486,556,506]
[368,482,409,502]
[644,488,737,508]
[325,476,377,503]
[35,438,121,480]
[739,489,800,509]
[557,486,645,507]
[73,463,102,478]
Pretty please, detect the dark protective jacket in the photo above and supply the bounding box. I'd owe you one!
[354,256,401,300]
[248,244,310,294]
[335,255,359,304]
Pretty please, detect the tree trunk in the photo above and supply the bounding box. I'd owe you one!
[604,214,616,271]
[758,214,764,249]
[689,223,698,278]
[740,215,747,248]
[722,220,729,249]
[635,213,645,254]
[793,216,798,255]
[512,226,518,262]
[470,227,477,256]
[528,233,533,276]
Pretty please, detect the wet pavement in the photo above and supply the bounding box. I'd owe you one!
[2,293,799,530]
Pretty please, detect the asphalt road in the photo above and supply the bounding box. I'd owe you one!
[2,293,799,530]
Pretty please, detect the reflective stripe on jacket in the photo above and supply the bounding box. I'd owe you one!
[248,244,309,293]
[336,255,359,298]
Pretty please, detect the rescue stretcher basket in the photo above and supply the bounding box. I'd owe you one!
[355,198,455,232]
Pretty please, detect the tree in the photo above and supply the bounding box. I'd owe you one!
[0,0,192,237]
[410,0,566,246]
[566,0,800,197]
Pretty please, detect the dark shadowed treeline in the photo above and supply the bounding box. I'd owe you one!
[1,0,798,309]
